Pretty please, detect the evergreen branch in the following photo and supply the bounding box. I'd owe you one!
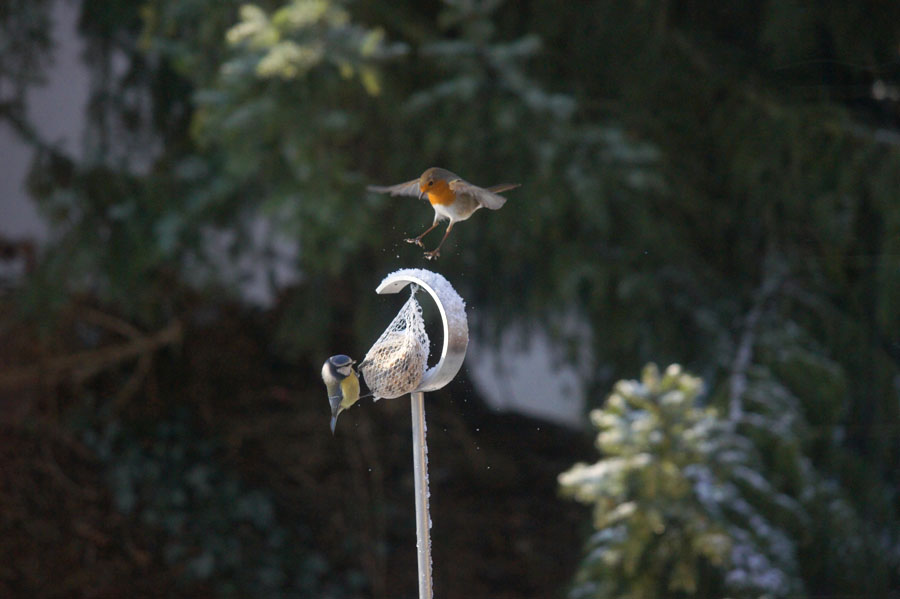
[671,31,900,149]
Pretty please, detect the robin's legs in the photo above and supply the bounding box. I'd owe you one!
[424,222,455,260]
[405,221,439,247]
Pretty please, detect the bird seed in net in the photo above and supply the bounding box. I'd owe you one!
[360,288,429,400]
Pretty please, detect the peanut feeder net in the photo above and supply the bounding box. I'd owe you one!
[359,287,429,400]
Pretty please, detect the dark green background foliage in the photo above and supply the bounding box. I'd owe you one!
[1,0,899,597]
[84,409,360,597]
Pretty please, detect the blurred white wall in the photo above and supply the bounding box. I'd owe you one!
[0,0,89,242]
[468,316,590,427]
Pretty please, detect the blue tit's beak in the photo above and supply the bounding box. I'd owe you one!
[330,414,338,435]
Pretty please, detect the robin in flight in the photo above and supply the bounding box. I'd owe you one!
[368,167,520,260]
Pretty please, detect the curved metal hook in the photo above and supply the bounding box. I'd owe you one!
[376,269,468,392]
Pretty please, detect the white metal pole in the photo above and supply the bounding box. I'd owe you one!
[410,390,433,599]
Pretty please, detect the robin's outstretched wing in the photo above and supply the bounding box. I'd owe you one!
[367,179,421,198]
[449,180,519,210]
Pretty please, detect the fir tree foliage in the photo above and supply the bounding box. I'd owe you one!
[559,364,804,599]
[3,0,900,596]
[735,322,900,595]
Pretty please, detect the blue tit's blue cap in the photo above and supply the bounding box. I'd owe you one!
[330,354,354,367]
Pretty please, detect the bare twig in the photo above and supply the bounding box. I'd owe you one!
[112,350,153,409]
[0,319,182,391]
[728,258,785,421]
[80,307,143,339]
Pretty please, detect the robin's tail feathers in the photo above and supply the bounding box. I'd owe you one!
[487,183,521,194]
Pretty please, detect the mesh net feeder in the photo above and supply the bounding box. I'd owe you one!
[359,288,429,400]
[364,268,468,599]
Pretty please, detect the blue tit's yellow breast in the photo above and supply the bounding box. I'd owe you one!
[339,372,361,409]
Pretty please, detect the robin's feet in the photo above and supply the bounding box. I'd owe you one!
[424,249,440,260]
[405,237,424,248]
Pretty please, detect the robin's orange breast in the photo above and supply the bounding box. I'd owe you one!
[425,180,456,206]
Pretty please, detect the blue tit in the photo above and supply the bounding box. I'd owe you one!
[322,354,361,433]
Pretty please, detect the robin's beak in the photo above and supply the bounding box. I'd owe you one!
[418,187,426,201]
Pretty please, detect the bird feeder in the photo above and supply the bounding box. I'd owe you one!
[361,268,468,599]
